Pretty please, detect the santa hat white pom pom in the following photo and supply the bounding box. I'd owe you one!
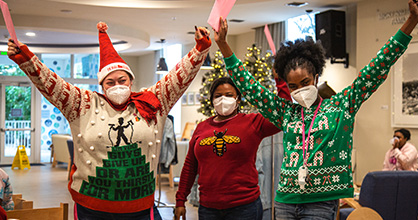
[97,22,108,33]
[96,21,134,84]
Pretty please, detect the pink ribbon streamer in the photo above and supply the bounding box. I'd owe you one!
[0,0,19,47]
[264,24,275,55]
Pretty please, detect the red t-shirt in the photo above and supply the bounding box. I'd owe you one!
[176,113,280,209]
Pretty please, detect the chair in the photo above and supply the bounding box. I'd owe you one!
[66,139,74,180]
[156,165,174,188]
[51,134,72,174]
[181,122,195,141]
[6,203,68,220]
[12,194,33,210]
[346,207,383,220]
[339,171,418,220]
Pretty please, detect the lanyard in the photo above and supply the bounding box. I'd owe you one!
[301,98,323,166]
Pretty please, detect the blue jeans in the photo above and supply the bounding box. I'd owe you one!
[274,199,338,220]
[198,197,263,220]
[76,204,162,220]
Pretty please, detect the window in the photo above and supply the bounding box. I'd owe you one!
[0,54,25,76]
[41,54,71,78]
[39,53,99,162]
[286,13,316,42]
[74,54,99,79]
[165,44,182,134]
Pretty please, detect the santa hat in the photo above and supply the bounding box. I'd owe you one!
[97,22,135,84]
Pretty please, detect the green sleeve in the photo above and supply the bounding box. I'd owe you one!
[331,29,411,115]
[224,54,291,130]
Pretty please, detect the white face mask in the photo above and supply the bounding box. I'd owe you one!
[213,96,237,116]
[290,85,318,108]
[105,85,131,105]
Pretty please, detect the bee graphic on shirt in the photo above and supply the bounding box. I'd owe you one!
[200,129,240,156]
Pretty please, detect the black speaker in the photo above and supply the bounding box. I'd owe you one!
[315,10,346,58]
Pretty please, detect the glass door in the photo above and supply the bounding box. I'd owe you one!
[0,84,35,164]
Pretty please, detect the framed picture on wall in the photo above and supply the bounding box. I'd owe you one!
[181,94,188,106]
[392,41,418,127]
[195,92,201,105]
[187,92,195,105]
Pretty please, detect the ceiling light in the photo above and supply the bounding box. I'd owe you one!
[25,32,36,37]
[286,2,308,7]
[229,19,245,23]
[60,9,72,13]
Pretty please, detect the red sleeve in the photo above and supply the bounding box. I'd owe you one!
[175,132,199,207]
[250,113,281,138]
[275,78,291,101]
[9,45,89,123]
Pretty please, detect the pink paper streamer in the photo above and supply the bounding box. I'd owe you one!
[264,24,275,55]
[207,0,236,32]
[0,0,19,47]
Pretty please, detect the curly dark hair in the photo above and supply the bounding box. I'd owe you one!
[274,38,326,82]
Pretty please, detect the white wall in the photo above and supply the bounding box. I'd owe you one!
[354,0,418,184]
[122,51,158,92]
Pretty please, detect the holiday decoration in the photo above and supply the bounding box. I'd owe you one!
[197,45,276,117]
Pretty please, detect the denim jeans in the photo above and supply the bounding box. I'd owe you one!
[76,203,162,220]
[274,199,339,220]
[198,197,263,220]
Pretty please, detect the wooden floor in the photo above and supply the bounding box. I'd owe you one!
[3,164,198,220]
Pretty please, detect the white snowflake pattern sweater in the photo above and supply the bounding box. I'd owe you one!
[10,37,211,213]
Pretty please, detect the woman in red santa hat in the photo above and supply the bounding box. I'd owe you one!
[7,22,211,220]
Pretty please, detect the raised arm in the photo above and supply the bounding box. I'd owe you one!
[335,0,418,115]
[214,18,291,129]
[148,27,212,115]
[7,40,89,123]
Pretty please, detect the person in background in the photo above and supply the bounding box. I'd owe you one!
[7,22,211,219]
[383,128,418,171]
[214,0,418,218]
[175,77,290,220]
[0,168,13,212]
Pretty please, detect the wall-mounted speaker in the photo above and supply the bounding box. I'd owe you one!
[315,10,346,59]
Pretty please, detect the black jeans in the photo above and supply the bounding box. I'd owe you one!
[198,197,263,220]
[76,203,162,220]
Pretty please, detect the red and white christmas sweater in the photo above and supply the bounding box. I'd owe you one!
[10,38,211,213]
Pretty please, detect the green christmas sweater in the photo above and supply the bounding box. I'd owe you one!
[224,30,411,204]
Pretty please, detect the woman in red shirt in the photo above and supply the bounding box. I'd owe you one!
[175,77,289,220]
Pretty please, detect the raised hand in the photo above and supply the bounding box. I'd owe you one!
[401,0,418,35]
[195,26,210,40]
[7,39,22,56]
[213,17,233,58]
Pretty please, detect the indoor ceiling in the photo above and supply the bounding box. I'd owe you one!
[0,0,364,55]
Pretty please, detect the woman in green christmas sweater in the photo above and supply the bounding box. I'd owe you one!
[214,0,418,219]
